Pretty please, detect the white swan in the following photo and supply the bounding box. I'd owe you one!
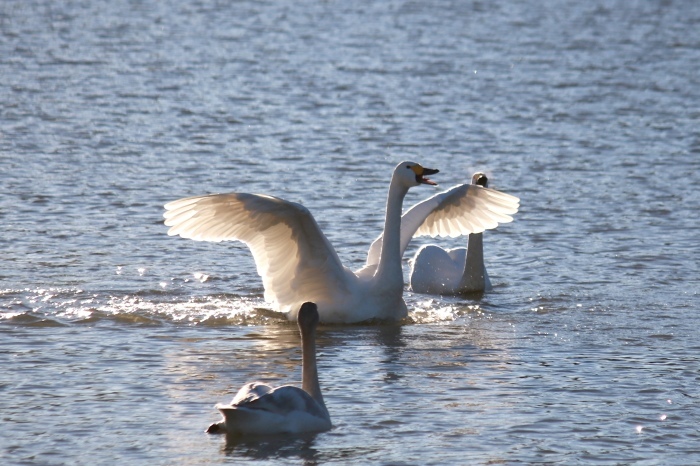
[364,173,520,279]
[206,302,331,435]
[409,173,514,294]
[163,161,438,323]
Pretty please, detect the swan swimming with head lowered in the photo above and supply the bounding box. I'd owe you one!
[364,173,520,291]
[409,173,515,294]
[206,302,330,436]
[164,161,438,323]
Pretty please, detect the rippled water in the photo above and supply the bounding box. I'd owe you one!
[2,0,699,464]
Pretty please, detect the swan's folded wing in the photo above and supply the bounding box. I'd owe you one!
[366,184,519,266]
[414,184,520,238]
[216,385,329,435]
[230,382,274,405]
[244,386,325,416]
[164,193,350,309]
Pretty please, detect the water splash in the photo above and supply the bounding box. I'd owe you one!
[0,287,282,326]
[1,287,493,327]
[406,295,487,324]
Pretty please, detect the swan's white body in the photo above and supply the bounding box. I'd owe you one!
[408,173,517,294]
[164,161,438,323]
[207,302,331,436]
[409,235,491,294]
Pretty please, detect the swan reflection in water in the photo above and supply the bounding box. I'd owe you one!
[220,433,320,462]
[220,433,382,463]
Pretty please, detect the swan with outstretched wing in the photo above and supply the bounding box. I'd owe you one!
[408,173,518,294]
[365,173,519,276]
[164,161,438,323]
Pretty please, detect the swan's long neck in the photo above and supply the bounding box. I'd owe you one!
[301,324,327,414]
[375,176,409,282]
[460,232,485,288]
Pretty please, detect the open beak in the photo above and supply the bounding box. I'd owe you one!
[417,167,439,185]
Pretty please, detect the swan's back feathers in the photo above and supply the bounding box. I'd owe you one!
[164,193,350,312]
[366,184,520,266]
[409,244,465,293]
[215,384,331,434]
[230,381,274,405]
[223,384,326,417]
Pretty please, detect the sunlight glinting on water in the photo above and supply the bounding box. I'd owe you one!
[2,285,497,326]
[2,0,700,463]
[408,297,486,323]
[100,295,272,325]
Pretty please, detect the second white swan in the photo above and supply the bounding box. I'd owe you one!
[409,172,505,294]
[364,172,520,277]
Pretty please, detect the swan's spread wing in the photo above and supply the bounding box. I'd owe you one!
[414,184,519,238]
[164,193,349,309]
[366,184,519,266]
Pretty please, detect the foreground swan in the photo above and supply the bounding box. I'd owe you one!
[164,161,438,323]
[364,173,520,275]
[207,302,330,435]
[410,173,510,294]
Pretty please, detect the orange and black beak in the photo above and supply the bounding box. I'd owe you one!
[411,165,439,185]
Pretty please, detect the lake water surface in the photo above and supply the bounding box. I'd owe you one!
[2,0,699,464]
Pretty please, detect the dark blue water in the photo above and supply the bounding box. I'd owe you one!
[2,0,699,464]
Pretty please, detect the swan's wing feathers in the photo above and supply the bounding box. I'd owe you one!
[229,382,274,405]
[415,184,520,238]
[264,386,326,417]
[164,193,349,309]
[215,385,329,435]
[365,184,519,267]
[225,385,324,417]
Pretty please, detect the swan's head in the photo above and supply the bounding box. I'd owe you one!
[298,302,319,331]
[472,172,489,188]
[395,161,439,187]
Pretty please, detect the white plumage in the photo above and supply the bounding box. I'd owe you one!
[365,173,520,269]
[164,161,438,323]
[407,173,519,294]
[206,302,331,436]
